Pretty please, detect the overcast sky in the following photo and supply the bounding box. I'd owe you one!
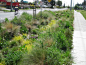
[18,0,84,6]
[61,0,84,6]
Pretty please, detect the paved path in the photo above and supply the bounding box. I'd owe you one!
[72,10,86,65]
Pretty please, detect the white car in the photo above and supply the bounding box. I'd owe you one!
[42,5,48,8]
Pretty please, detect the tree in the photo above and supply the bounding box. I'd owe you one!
[74,5,79,9]
[82,1,86,5]
[57,0,62,7]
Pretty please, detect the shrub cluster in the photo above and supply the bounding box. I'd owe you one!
[17,10,74,65]
[0,10,74,65]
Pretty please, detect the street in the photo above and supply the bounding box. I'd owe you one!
[0,8,68,22]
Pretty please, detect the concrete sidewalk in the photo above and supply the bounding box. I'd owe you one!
[72,10,86,65]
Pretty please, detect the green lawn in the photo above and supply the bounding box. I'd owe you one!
[77,10,86,19]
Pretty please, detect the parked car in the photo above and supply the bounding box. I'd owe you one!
[42,5,48,8]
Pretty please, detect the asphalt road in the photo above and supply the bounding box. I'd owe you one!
[0,8,68,22]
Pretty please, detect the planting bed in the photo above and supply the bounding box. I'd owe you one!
[0,10,74,65]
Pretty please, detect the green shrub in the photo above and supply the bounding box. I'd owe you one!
[5,18,9,22]
[31,28,39,34]
[65,21,71,28]
[5,51,22,65]
[11,12,32,25]
[45,47,72,65]
[22,34,27,39]
[65,28,72,39]
[67,14,70,18]
[11,46,19,52]
[9,41,19,48]
[56,31,68,51]
[21,12,32,21]
[11,16,25,25]
[36,11,53,19]
[0,23,20,42]
[45,47,61,65]
[20,25,28,34]
[0,10,74,65]
[18,48,47,65]
[0,53,3,62]
[1,47,9,55]
[4,32,13,40]
[0,41,9,49]
[0,29,13,41]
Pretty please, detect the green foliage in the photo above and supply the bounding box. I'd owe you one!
[74,4,83,10]
[22,34,27,39]
[17,48,47,65]
[77,10,86,19]
[65,21,71,28]
[4,32,13,40]
[5,51,22,65]
[36,11,53,19]
[0,10,74,65]
[45,10,56,16]
[11,46,19,52]
[11,16,25,25]
[0,53,3,62]
[74,5,79,9]
[21,12,32,21]
[11,12,32,25]
[0,41,9,49]
[46,48,72,65]
[20,25,28,34]
[57,0,62,7]
[9,41,19,48]
[1,47,9,55]
[31,28,39,34]
[5,18,9,22]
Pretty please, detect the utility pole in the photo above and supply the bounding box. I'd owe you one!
[40,0,42,18]
[70,0,72,11]
[11,0,12,12]
[84,0,86,10]
[33,0,36,19]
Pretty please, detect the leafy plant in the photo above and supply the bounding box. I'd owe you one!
[18,48,46,65]
[21,12,32,21]
[36,11,53,19]
[5,51,22,65]
[5,18,9,22]
[0,41,9,49]
[31,28,39,34]
[1,47,9,55]
[20,25,28,34]
[13,35,23,44]
[22,34,27,39]
[0,53,2,62]
[9,41,19,48]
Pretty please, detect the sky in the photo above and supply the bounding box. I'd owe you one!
[61,0,84,6]
[18,0,84,6]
